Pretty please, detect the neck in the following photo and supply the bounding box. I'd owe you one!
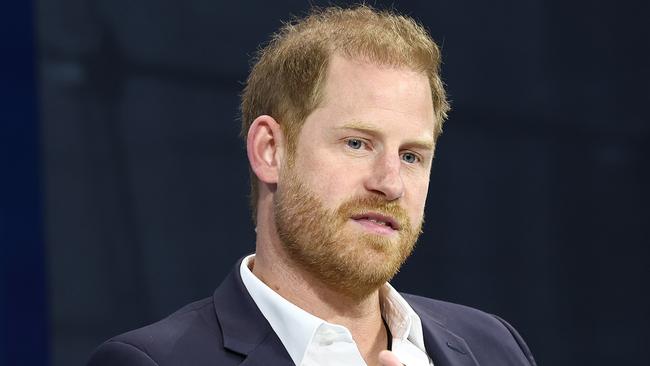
[252,217,388,365]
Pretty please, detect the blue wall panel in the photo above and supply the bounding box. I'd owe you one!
[0,1,48,364]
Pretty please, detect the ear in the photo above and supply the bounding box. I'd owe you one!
[246,115,285,185]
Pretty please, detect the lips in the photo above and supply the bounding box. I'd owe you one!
[350,212,400,231]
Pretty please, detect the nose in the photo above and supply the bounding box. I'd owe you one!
[364,152,404,201]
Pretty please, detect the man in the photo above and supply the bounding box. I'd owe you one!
[88,5,536,366]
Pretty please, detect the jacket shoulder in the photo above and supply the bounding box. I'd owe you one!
[87,297,239,366]
[402,293,537,366]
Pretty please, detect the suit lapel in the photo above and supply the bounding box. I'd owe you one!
[214,261,482,366]
[239,330,295,366]
[212,261,294,366]
[420,318,478,366]
[408,299,479,366]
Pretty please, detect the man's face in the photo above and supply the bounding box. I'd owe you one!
[274,55,436,299]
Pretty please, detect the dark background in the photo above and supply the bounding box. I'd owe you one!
[2,0,648,365]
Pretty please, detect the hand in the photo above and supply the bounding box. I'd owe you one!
[378,350,404,366]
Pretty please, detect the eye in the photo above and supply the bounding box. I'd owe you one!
[346,138,365,150]
[401,152,419,164]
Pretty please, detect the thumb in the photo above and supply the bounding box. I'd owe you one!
[378,350,404,366]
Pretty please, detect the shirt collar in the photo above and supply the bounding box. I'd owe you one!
[379,282,427,351]
[240,254,427,365]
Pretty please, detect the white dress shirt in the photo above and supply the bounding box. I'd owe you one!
[240,254,433,366]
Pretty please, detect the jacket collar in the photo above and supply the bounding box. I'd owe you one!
[212,259,294,365]
[213,259,478,366]
[409,300,479,366]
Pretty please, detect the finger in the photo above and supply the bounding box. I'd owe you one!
[378,350,404,366]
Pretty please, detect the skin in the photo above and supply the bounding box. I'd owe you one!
[246,54,436,366]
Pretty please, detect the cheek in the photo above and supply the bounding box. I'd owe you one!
[308,169,361,206]
[406,176,430,217]
[297,147,363,199]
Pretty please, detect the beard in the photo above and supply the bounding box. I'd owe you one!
[273,165,423,300]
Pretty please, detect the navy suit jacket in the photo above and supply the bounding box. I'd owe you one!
[88,262,537,366]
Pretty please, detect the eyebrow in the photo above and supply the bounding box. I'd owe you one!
[336,121,435,151]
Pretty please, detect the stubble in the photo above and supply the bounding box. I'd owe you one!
[273,166,423,300]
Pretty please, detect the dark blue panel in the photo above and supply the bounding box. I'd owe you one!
[0,0,48,365]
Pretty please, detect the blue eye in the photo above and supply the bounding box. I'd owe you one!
[402,152,418,164]
[346,139,364,150]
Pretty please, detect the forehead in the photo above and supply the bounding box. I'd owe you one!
[306,54,436,140]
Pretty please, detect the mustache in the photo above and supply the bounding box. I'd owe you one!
[336,196,411,229]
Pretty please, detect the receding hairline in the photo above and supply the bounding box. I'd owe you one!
[240,4,449,222]
[312,54,438,141]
